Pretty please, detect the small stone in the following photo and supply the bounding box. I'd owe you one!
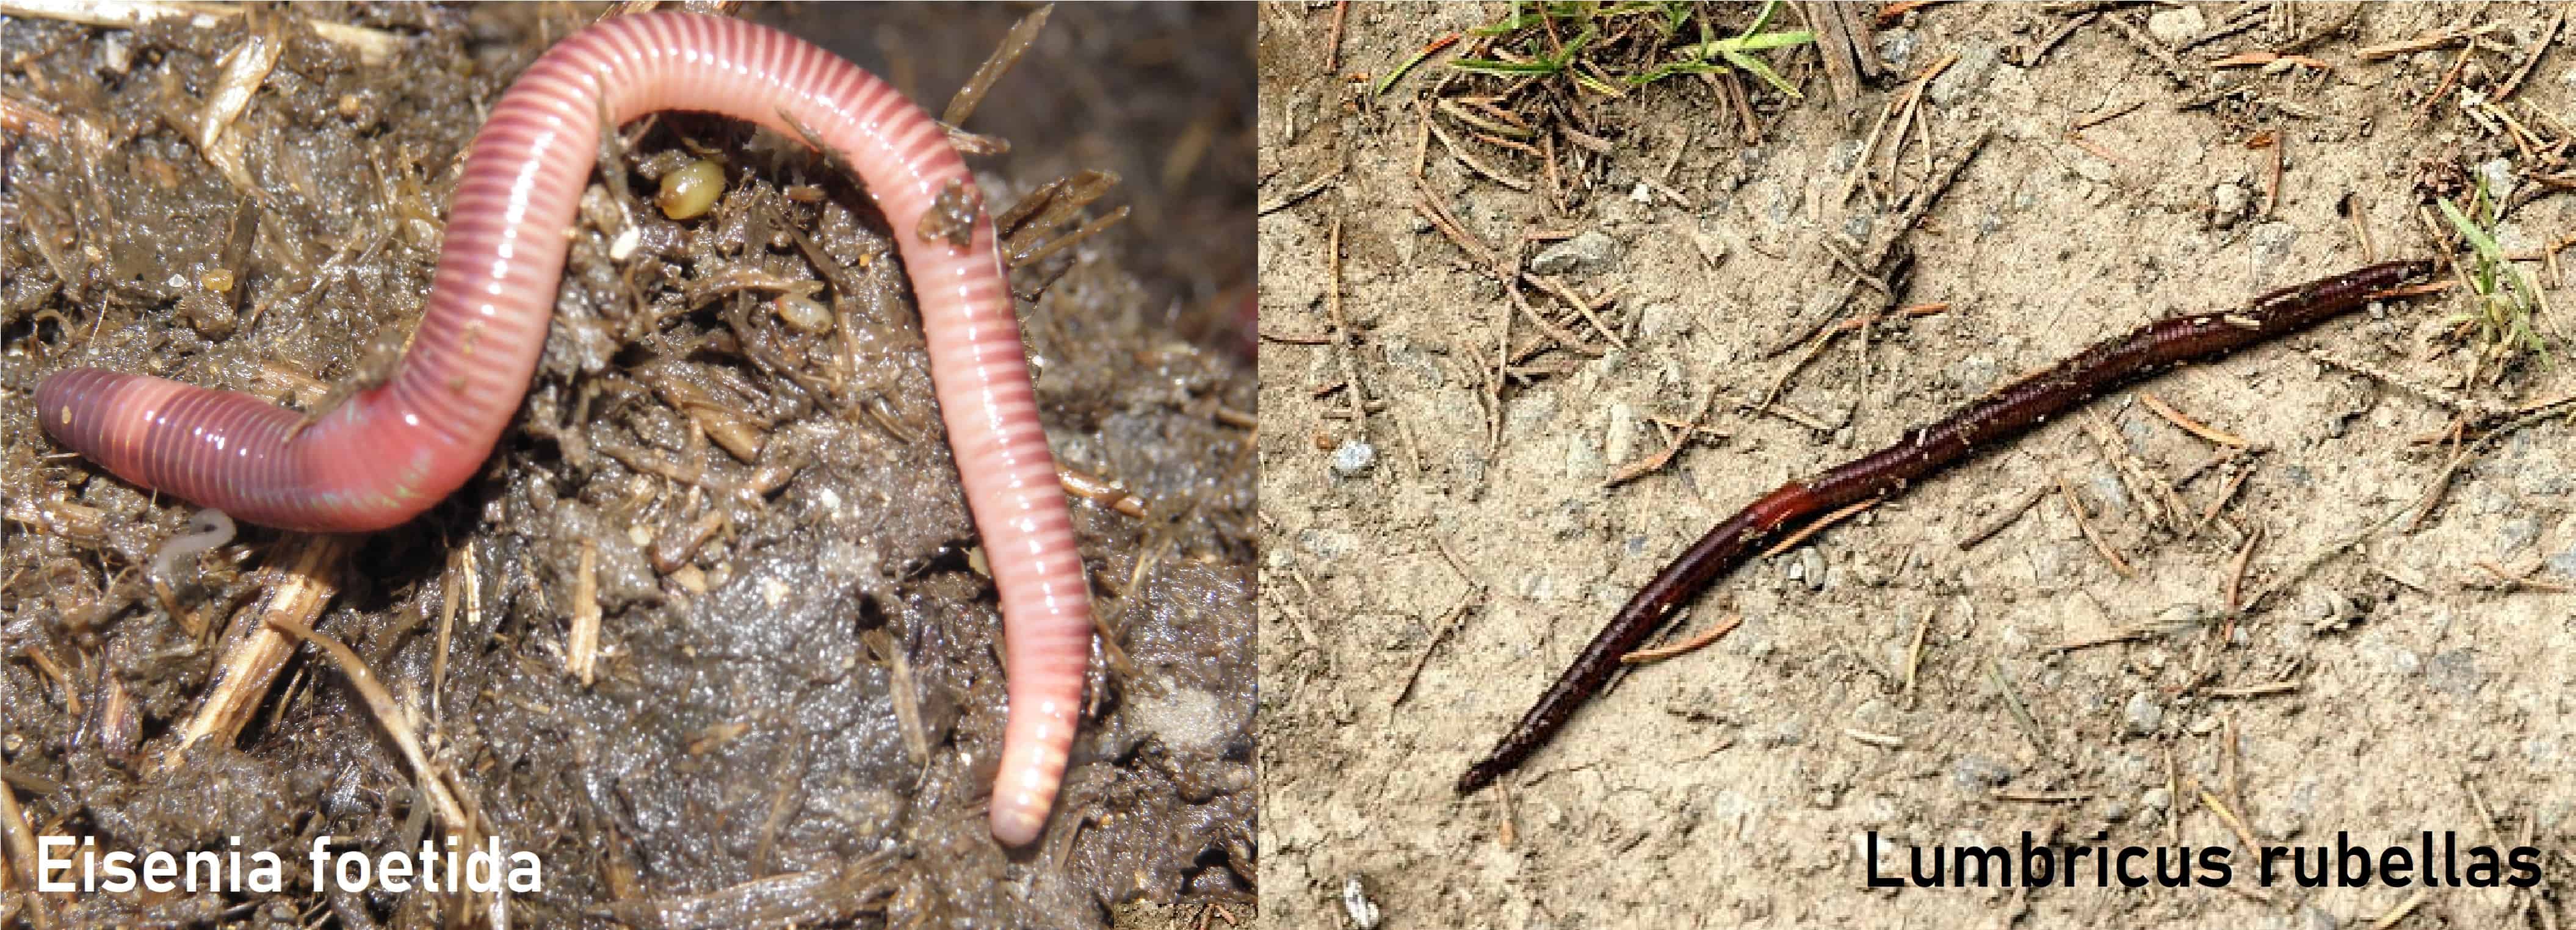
[1299,528,1357,561]
[2072,153,2116,184]
[1547,499,1590,540]
[1343,875,1380,930]
[2147,6,2206,45]
[1691,231,1731,268]
[1876,28,1917,70]
[2478,158,2518,205]
[1762,719,1808,748]
[2140,787,2172,811]
[2549,544,2576,580]
[2251,222,2300,267]
[1843,212,1875,241]
[1638,303,1691,341]
[1949,353,1999,391]
[2296,904,2338,930]
[2212,182,2250,227]
[2086,466,2129,512]
[1927,44,1999,106]
[1605,403,1638,467]
[1829,139,1867,174]
[2497,516,2539,555]
[1800,547,1829,591]
[2123,691,2163,737]
[1631,182,1654,204]
[96,31,132,74]
[2425,649,2481,696]
[1531,231,1618,275]
[1952,755,2013,793]
[1330,440,1377,478]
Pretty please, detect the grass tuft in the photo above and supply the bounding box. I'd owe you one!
[2436,188,2551,366]
[1449,1,1815,97]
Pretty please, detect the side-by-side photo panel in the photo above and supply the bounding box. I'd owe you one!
[1260,2,2571,926]
[2,4,1252,928]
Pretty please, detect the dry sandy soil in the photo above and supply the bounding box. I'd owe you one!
[1259,2,2574,927]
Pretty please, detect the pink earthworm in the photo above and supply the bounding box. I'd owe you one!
[34,12,1091,846]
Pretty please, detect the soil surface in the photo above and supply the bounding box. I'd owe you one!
[1259,2,2572,927]
[2,4,1251,928]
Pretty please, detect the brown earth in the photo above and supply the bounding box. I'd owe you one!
[2,4,1252,928]
[1259,2,2573,927]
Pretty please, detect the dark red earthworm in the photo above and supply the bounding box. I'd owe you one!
[34,12,1092,846]
[1458,259,2437,794]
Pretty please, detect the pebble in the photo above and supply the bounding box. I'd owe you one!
[2475,483,2514,516]
[1330,440,1377,478]
[1927,44,1999,106]
[1948,353,1999,391]
[2027,543,2071,591]
[2296,904,2338,930]
[1799,547,1829,591]
[2102,798,2132,822]
[2497,515,2539,555]
[2086,466,2128,513]
[2122,691,2163,737]
[1548,499,1590,541]
[2212,182,2250,228]
[2425,649,2481,696]
[2251,221,2300,268]
[2549,544,2576,580]
[2389,647,2422,676]
[2071,151,2116,184]
[2478,158,2518,205]
[1951,755,2014,793]
[1691,231,1731,267]
[1638,303,1691,341]
[1829,138,1866,174]
[1299,528,1357,561]
[1532,230,1618,275]
[1876,28,1917,70]
[2147,7,2206,45]
[1842,212,1875,242]
[1343,875,1380,930]
[1761,719,1808,748]
[1605,403,1638,467]
[97,31,133,74]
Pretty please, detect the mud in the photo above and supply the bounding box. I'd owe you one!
[1260,2,2572,927]
[2,4,1252,928]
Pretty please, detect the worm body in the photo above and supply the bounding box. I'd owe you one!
[35,12,1091,845]
[1459,260,2435,794]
